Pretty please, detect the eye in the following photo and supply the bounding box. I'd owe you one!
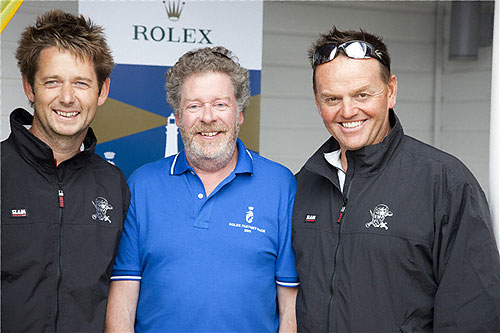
[357,93,368,99]
[186,103,202,112]
[44,80,59,87]
[213,102,229,111]
[75,81,90,89]
[323,96,339,105]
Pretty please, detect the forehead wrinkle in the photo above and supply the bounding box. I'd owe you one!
[183,94,233,103]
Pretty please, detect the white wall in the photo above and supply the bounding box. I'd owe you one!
[440,3,493,194]
[260,1,492,194]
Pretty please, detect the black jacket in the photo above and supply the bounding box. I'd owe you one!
[292,110,500,332]
[1,108,130,332]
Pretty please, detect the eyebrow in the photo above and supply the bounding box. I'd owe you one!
[74,76,93,82]
[38,75,93,83]
[353,85,372,93]
[183,96,233,102]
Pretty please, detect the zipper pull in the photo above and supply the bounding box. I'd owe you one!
[337,201,347,224]
[58,189,64,208]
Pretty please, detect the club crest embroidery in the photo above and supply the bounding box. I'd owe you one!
[366,204,393,230]
[245,207,254,223]
[92,197,113,223]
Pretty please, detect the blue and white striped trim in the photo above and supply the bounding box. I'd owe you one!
[110,275,142,281]
[170,152,181,175]
[245,149,253,160]
[276,280,300,287]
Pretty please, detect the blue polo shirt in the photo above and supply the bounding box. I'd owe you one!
[111,139,299,332]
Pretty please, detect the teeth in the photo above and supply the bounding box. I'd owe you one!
[201,132,218,137]
[56,111,78,118]
[342,120,363,128]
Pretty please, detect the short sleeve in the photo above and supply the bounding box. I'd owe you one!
[111,177,142,281]
[275,175,300,287]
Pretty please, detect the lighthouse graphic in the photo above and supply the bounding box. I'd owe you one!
[165,113,179,157]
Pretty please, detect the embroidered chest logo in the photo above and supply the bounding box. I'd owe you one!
[11,208,28,218]
[92,197,113,223]
[228,206,266,234]
[366,204,393,230]
[305,214,316,223]
[245,206,254,223]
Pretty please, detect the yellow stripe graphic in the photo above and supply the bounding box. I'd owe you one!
[1,0,23,33]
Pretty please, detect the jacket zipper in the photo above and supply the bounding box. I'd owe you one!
[55,183,64,332]
[327,179,352,332]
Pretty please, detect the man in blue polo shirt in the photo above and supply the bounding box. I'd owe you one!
[105,46,299,332]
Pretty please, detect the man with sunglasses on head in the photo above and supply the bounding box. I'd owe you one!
[292,27,500,332]
[105,46,299,332]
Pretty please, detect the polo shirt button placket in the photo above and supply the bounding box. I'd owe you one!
[197,193,204,199]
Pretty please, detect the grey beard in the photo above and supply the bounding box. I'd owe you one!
[180,121,240,173]
[186,140,238,172]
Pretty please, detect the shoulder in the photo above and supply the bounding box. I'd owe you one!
[248,151,296,184]
[1,137,16,158]
[88,153,127,179]
[398,135,480,189]
[127,155,175,186]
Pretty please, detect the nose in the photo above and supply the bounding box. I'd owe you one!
[339,98,357,119]
[59,83,75,105]
[200,103,217,123]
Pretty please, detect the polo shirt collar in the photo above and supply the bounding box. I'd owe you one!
[233,138,253,175]
[170,138,253,176]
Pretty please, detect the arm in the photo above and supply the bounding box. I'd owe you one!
[277,285,298,333]
[434,182,500,329]
[105,280,140,332]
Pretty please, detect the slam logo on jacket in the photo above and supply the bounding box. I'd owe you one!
[10,208,28,218]
[366,204,393,230]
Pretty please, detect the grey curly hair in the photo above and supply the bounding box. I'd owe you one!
[165,46,250,114]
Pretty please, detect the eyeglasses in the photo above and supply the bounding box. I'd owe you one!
[211,51,232,61]
[312,40,388,68]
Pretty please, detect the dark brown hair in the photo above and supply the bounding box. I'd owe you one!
[16,9,114,91]
[309,26,391,90]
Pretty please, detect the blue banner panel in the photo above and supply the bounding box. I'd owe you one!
[96,125,184,179]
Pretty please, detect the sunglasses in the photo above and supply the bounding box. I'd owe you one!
[313,40,388,68]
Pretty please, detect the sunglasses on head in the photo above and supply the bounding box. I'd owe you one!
[313,40,387,68]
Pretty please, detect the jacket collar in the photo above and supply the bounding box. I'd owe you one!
[304,109,404,178]
[7,108,97,172]
[170,138,253,176]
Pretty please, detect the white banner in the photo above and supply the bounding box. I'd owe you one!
[79,0,262,69]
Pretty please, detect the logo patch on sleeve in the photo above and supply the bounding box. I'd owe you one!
[305,214,317,223]
[11,208,28,218]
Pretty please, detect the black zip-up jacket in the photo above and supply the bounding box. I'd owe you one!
[1,108,130,332]
[292,110,500,332]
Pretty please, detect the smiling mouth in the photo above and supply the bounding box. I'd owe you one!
[341,120,364,128]
[55,110,79,118]
[200,131,219,137]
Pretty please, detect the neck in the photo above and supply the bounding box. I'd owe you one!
[51,145,82,166]
[29,127,86,166]
[340,150,348,172]
[189,147,239,196]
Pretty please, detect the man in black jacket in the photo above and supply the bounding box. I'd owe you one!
[292,26,500,332]
[1,10,130,332]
